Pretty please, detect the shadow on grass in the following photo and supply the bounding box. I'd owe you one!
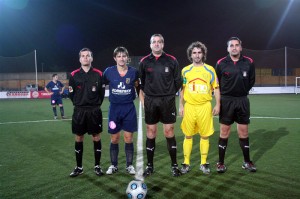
[251,127,289,162]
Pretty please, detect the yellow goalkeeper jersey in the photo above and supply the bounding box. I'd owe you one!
[182,64,219,105]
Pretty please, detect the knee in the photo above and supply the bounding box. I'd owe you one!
[146,127,157,139]
[75,135,84,142]
[238,130,249,138]
[220,125,230,138]
[110,133,120,144]
[164,127,175,138]
[92,134,101,142]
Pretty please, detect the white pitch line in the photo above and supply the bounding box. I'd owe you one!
[250,116,300,120]
[135,100,144,181]
[0,116,299,125]
[0,117,105,125]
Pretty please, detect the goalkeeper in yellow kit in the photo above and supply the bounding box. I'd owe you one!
[179,41,220,174]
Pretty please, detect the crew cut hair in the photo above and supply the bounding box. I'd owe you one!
[79,48,93,58]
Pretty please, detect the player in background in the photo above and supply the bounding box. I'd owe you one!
[69,48,105,177]
[45,74,66,119]
[215,37,256,173]
[139,34,183,177]
[179,41,220,174]
[103,47,140,175]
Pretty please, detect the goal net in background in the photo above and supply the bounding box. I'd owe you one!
[0,50,37,91]
[296,77,300,94]
[243,47,300,87]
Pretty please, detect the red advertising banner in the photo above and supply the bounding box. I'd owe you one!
[30,91,52,99]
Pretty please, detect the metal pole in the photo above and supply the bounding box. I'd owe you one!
[35,50,38,90]
[285,46,287,87]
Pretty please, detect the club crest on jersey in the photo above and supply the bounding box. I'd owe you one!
[126,78,130,84]
[69,86,73,93]
[165,67,169,73]
[202,73,209,79]
[92,86,96,92]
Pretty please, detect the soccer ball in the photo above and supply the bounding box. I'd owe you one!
[126,180,147,199]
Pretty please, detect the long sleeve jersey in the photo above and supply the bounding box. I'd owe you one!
[215,54,255,97]
[68,67,105,107]
[139,52,182,97]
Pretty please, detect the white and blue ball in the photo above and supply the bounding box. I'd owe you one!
[126,180,147,199]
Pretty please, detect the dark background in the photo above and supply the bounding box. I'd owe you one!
[1,0,300,72]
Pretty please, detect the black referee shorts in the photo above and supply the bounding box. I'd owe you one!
[72,106,103,135]
[219,96,250,125]
[144,95,177,124]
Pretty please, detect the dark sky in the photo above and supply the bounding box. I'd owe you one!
[1,0,300,72]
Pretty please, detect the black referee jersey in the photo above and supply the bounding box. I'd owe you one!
[139,52,182,97]
[215,54,255,97]
[69,67,105,107]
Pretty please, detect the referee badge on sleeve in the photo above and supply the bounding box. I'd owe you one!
[92,86,96,92]
[243,71,247,77]
[165,67,169,73]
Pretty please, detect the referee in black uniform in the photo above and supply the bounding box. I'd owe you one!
[215,37,256,173]
[69,48,105,177]
[139,34,183,177]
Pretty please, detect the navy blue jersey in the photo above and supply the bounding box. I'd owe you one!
[103,66,138,104]
[46,81,64,99]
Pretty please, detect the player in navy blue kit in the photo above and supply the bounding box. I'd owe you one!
[45,74,65,119]
[103,47,140,175]
[69,48,105,177]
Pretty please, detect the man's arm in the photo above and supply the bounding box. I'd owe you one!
[44,84,52,95]
[173,59,183,92]
[68,76,75,102]
[139,89,145,109]
[135,80,141,97]
[249,62,256,90]
[179,88,185,117]
[60,83,65,95]
[212,87,221,116]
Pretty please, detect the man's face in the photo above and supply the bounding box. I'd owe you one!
[191,47,204,64]
[53,75,58,81]
[227,40,242,57]
[114,52,128,67]
[79,51,93,66]
[150,36,164,55]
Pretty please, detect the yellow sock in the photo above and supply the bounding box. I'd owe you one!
[200,138,209,165]
[183,137,193,165]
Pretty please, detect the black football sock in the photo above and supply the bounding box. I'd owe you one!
[166,136,178,166]
[94,140,102,166]
[146,138,155,166]
[125,143,134,167]
[110,143,119,166]
[52,107,57,116]
[239,137,250,162]
[75,141,83,168]
[218,138,228,163]
[60,107,64,116]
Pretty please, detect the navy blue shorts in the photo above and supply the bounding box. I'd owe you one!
[51,98,63,105]
[219,96,250,125]
[108,102,137,134]
[144,95,176,124]
[72,106,103,135]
